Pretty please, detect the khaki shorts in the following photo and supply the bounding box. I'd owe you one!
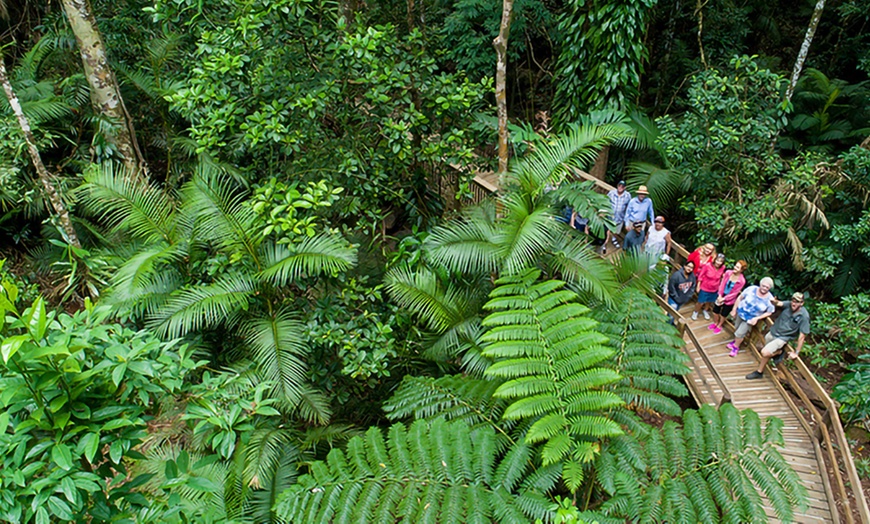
[733,316,755,338]
[761,332,788,357]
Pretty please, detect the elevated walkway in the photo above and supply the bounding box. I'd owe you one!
[468,167,870,523]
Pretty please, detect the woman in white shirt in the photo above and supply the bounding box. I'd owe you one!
[644,216,672,257]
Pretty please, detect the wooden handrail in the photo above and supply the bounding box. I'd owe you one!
[752,317,870,523]
[651,294,732,407]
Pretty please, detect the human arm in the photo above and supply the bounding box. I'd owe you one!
[789,332,806,359]
[647,200,655,223]
[667,273,679,299]
[730,292,743,317]
[664,232,672,255]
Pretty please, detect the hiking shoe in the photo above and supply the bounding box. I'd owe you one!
[691,312,698,321]
[703,310,711,320]
[601,245,607,255]
[745,370,764,380]
[612,238,619,247]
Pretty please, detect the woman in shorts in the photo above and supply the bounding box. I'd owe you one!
[692,253,726,321]
[709,259,747,334]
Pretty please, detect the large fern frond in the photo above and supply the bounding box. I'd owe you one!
[274,419,554,523]
[587,404,809,524]
[384,265,477,332]
[383,375,513,441]
[590,288,689,419]
[480,269,624,485]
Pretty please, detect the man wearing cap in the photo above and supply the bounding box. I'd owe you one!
[604,181,631,252]
[727,277,776,357]
[746,293,811,380]
[623,221,646,253]
[624,185,655,231]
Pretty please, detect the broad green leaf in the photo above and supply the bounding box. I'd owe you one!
[48,496,73,520]
[60,476,77,504]
[51,443,74,471]
[77,433,100,464]
[109,441,124,464]
[0,410,8,431]
[165,460,178,480]
[1,335,28,363]
[35,507,49,524]
[112,363,127,387]
[101,419,133,431]
[2,280,18,303]
[187,476,220,492]
[26,297,47,341]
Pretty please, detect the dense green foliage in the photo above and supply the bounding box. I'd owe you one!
[2,0,868,520]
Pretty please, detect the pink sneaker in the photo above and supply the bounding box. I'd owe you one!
[707,323,716,330]
[727,342,739,357]
[712,326,722,334]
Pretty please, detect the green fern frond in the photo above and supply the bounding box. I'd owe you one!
[384,265,477,332]
[274,419,551,524]
[383,375,513,441]
[479,269,624,471]
[258,235,356,286]
[591,403,809,524]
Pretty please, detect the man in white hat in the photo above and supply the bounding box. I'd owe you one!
[624,185,655,231]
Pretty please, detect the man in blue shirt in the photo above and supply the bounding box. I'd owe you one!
[623,186,655,230]
[727,277,776,357]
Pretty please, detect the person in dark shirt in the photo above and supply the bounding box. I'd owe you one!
[746,292,811,380]
[623,221,645,253]
[667,261,697,310]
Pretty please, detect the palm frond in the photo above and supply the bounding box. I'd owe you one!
[183,169,260,263]
[244,309,309,410]
[149,274,255,338]
[424,204,502,275]
[549,236,618,303]
[258,235,357,286]
[384,265,479,332]
[626,161,687,209]
[79,162,179,243]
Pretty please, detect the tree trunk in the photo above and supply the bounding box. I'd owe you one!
[0,54,81,248]
[61,0,146,177]
[589,146,610,181]
[785,0,826,104]
[493,0,514,179]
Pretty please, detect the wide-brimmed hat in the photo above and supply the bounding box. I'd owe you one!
[791,292,805,303]
[637,185,649,195]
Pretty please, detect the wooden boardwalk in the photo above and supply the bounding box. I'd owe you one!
[675,303,835,523]
[468,167,870,523]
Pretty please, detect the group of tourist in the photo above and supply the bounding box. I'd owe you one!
[603,181,812,381]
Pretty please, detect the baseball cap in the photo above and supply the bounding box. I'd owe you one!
[617,180,626,186]
[633,221,644,227]
[791,292,805,303]
[654,216,665,223]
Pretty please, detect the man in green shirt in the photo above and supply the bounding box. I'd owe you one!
[746,292,811,380]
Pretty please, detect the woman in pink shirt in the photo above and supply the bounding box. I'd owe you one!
[708,259,748,334]
[687,243,716,274]
[692,253,726,321]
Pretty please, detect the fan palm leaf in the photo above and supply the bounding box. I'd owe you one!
[384,265,477,332]
[258,234,357,286]
[498,195,556,275]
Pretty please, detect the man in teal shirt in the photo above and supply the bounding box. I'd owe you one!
[746,292,811,379]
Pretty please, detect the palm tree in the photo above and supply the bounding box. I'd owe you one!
[386,124,634,372]
[80,163,357,422]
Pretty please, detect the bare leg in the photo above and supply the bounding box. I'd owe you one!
[732,336,745,349]
[693,302,702,314]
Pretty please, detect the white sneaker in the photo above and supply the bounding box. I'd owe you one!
[703,310,711,320]
[691,312,698,321]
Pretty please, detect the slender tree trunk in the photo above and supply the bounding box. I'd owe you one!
[0,54,81,248]
[785,0,826,103]
[493,0,514,179]
[61,0,146,177]
[695,0,709,69]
